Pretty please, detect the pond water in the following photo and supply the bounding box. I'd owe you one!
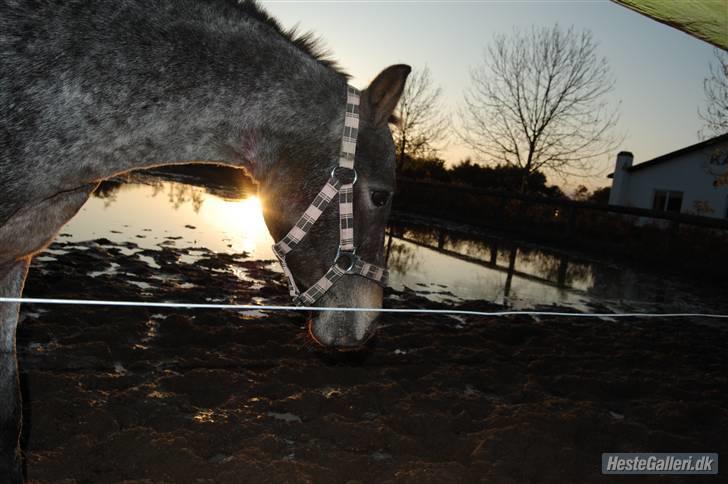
[54,173,725,314]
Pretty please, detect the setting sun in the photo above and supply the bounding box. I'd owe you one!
[202,195,274,258]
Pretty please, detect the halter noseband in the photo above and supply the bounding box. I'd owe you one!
[271,86,389,306]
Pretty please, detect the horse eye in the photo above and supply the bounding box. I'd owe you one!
[370,190,390,207]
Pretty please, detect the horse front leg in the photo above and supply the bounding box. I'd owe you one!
[0,257,31,484]
[0,182,96,482]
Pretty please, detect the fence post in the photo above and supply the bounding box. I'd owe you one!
[557,255,569,287]
[489,242,498,266]
[437,228,446,250]
[503,247,518,300]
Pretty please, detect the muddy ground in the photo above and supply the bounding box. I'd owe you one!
[15,238,727,483]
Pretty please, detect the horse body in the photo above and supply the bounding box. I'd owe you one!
[1,0,409,479]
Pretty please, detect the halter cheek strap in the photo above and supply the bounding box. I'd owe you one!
[271,86,389,306]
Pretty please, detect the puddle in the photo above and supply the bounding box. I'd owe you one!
[386,223,726,314]
[43,172,727,316]
[89,262,121,278]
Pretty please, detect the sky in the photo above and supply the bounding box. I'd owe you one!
[260,0,721,190]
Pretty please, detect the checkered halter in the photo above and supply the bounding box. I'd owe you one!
[271,86,389,306]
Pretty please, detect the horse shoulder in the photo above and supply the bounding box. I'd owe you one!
[0,184,98,264]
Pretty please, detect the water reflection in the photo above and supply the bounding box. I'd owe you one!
[96,177,213,213]
[385,239,419,274]
[164,182,204,212]
[93,179,124,207]
[65,175,275,259]
[54,173,725,314]
[387,225,596,292]
[385,222,724,313]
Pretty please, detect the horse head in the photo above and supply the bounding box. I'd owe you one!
[257,65,410,349]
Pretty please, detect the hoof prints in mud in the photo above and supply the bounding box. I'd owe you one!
[16,240,728,483]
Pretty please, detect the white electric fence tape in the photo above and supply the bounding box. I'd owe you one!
[1,297,727,319]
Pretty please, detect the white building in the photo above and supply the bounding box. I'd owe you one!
[608,133,728,219]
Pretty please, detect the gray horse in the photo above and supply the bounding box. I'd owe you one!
[0,0,409,479]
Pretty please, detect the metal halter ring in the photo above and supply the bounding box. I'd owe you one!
[334,249,357,273]
[331,166,357,185]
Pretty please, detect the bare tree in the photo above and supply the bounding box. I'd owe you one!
[699,48,728,139]
[459,25,620,191]
[392,66,449,173]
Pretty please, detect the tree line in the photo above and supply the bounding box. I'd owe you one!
[397,155,609,204]
[392,24,727,197]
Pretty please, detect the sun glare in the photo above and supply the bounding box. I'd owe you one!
[202,195,274,258]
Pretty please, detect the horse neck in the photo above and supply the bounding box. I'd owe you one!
[57,3,348,184]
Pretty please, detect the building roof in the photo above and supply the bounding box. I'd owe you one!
[607,132,728,178]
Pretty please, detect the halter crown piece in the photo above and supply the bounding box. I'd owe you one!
[272,86,389,306]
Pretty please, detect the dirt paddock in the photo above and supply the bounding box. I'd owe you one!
[15,239,726,483]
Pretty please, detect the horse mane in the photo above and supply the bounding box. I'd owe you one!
[229,0,349,79]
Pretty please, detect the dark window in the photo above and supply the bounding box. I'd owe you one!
[666,192,682,212]
[652,190,683,213]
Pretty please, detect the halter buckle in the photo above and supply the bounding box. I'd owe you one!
[331,166,357,185]
[334,249,357,273]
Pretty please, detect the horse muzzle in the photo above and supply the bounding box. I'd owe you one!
[306,280,383,348]
[307,310,380,349]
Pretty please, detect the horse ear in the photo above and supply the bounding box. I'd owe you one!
[364,64,411,128]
